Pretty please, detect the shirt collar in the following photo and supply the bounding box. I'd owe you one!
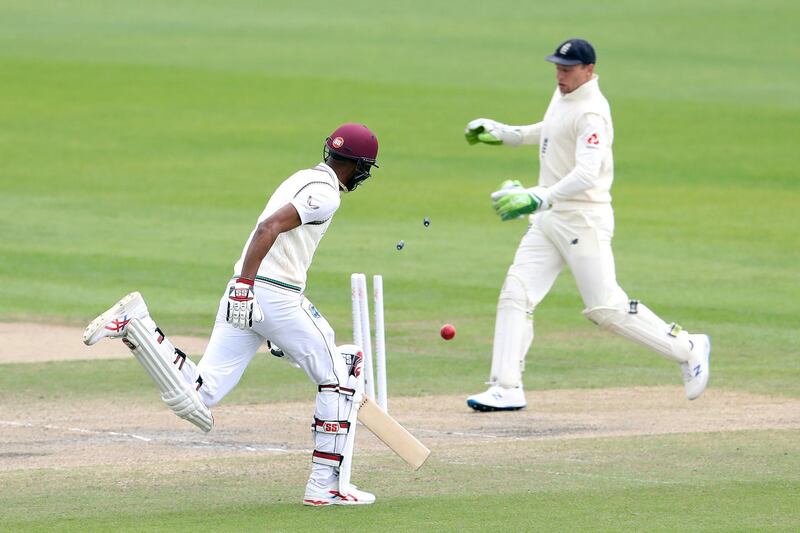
[561,74,599,101]
[314,162,343,190]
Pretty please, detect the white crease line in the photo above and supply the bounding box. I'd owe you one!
[2,420,153,442]
[66,426,152,442]
[0,420,308,453]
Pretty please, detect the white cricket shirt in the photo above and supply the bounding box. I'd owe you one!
[233,163,341,293]
[517,75,614,208]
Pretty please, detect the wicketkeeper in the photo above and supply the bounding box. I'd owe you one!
[84,124,381,505]
[464,39,711,411]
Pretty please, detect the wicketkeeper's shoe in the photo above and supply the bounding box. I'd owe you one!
[302,483,376,506]
[681,334,711,400]
[82,292,149,346]
[466,384,527,412]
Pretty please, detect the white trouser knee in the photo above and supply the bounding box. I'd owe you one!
[490,273,534,388]
[583,299,692,363]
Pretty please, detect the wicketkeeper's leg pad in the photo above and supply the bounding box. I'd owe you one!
[583,300,692,363]
[490,273,534,388]
[124,318,213,432]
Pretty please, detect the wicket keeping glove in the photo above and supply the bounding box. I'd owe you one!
[464,118,504,145]
[492,186,551,221]
[226,277,264,330]
[465,119,528,146]
[490,179,525,201]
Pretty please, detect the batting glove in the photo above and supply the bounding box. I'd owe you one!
[226,277,264,330]
[493,186,550,221]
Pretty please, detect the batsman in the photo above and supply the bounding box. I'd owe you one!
[464,39,711,412]
[84,124,381,505]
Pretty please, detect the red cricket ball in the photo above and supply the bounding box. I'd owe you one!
[440,324,456,340]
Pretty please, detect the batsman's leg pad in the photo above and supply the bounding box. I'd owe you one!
[309,384,349,488]
[308,344,365,496]
[125,318,213,432]
[490,273,534,388]
[336,344,365,496]
[583,300,692,363]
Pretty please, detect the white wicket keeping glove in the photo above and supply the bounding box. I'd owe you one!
[465,118,523,146]
[226,278,264,330]
[492,185,551,221]
[490,179,525,201]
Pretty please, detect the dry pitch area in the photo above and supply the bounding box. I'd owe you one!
[3,388,800,473]
[2,326,799,475]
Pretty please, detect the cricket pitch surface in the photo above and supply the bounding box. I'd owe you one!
[2,387,799,471]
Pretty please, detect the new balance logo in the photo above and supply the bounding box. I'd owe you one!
[693,365,702,377]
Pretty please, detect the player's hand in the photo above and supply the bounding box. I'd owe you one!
[464,118,503,145]
[493,187,550,221]
[226,278,264,329]
[490,179,524,201]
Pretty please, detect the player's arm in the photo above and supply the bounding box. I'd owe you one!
[239,204,302,279]
[465,118,543,146]
[544,113,609,203]
[493,114,608,220]
[239,180,339,279]
[227,204,301,329]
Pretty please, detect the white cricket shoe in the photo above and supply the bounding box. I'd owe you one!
[302,482,376,506]
[82,292,149,346]
[466,384,527,412]
[681,334,711,400]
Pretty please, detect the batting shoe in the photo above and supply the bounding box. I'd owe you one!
[466,384,527,412]
[681,334,711,400]
[302,483,376,506]
[82,292,149,346]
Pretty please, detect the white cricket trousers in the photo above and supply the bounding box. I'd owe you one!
[173,281,352,488]
[490,204,627,387]
[195,282,348,406]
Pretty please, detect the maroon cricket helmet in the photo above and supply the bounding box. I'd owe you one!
[324,123,379,191]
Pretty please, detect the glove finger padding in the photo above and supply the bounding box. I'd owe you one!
[493,192,540,221]
[465,118,499,145]
[490,179,524,201]
[476,131,502,145]
[227,278,259,330]
[466,118,494,131]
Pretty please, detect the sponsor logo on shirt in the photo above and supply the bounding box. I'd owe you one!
[307,195,320,210]
[586,133,600,146]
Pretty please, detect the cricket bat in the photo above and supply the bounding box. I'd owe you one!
[357,396,431,470]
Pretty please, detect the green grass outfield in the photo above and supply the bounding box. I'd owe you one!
[1,0,799,531]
